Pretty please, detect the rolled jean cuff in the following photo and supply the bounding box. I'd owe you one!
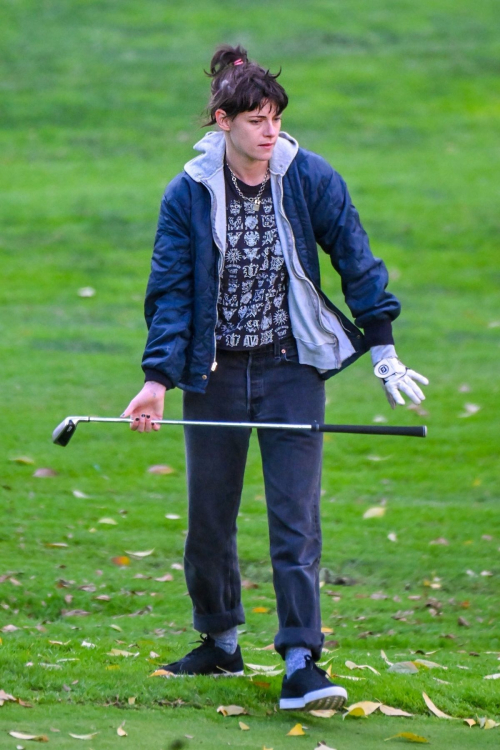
[193,603,245,634]
[274,627,324,662]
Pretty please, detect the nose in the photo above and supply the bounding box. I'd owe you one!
[263,118,277,137]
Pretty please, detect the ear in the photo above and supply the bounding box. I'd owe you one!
[215,109,231,131]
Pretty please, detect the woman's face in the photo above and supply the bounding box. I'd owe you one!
[216,101,282,164]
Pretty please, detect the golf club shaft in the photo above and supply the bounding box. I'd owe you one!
[82,417,426,438]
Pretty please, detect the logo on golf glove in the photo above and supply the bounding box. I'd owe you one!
[373,357,429,410]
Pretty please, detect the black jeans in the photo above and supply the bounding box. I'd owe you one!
[183,337,326,660]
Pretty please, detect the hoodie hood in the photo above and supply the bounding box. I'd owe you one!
[184,130,299,183]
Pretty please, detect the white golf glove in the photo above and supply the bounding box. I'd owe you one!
[371,345,429,409]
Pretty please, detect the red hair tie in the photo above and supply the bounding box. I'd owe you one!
[233,59,244,66]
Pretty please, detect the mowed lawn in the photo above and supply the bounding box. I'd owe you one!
[0,0,499,747]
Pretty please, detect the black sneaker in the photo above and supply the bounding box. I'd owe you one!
[279,657,348,710]
[155,635,244,676]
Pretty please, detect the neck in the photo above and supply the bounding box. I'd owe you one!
[225,142,269,186]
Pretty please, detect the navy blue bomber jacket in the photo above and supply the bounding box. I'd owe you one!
[142,131,401,393]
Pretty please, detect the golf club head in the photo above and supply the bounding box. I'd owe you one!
[52,417,79,447]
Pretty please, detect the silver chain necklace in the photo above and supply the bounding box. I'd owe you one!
[226,162,270,211]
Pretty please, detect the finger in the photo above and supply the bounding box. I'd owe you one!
[400,378,425,404]
[406,369,429,386]
[130,415,141,431]
[385,382,405,407]
[136,414,147,433]
[143,414,153,434]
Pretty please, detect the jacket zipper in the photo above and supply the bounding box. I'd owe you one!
[277,185,351,338]
[201,178,225,372]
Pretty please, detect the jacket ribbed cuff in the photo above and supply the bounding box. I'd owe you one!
[362,319,394,348]
[143,369,174,390]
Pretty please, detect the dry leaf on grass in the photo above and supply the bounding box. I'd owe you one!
[9,732,49,742]
[111,556,130,566]
[0,689,17,705]
[124,549,154,559]
[117,722,127,737]
[422,691,453,719]
[217,705,247,717]
[345,660,380,675]
[97,518,117,525]
[252,606,270,613]
[9,456,34,465]
[321,626,334,634]
[34,468,58,477]
[72,490,89,499]
[381,705,412,717]
[344,701,380,718]
[107,649,138,657]
[238,721,250,731]
[69,732,99,739]
[464,719,476,727]
[165,514,180,520]
[388,661,419,674]
[363,506,386,519]
[77,286,96,297]
[128,697,136,705]
[148,464,175,475]
[154,574,173,582]
[309,709,336,718]
[384,732,429,743]
[286,723,306,736]
[45,542,68,548]
[484,673,500,680]
[246,663,280,673]
[413,659,447,670]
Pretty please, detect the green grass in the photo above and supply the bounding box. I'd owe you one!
[1,0,499,747]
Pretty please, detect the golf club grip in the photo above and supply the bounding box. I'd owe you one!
[317,424,427,438]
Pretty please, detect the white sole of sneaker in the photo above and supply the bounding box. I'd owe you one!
[280,686,348,710]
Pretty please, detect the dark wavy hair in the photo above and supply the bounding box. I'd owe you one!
[204,44,288,126]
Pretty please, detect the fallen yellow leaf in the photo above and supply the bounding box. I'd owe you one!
[125,549,154,559]
[128,697,136,705]
[363,506,386,519]
[463,719,476,727]
[309,709,336,718]
[385,732,429,743]
[287,723,306,736]
[344,701,381,718]
[422,691,453,719]
[98,517,118,525]
[106,665,120,670]
[239,721,250,730]
[69,732,99,739]
[345,660,380,675]
[413,659,446,670]
[217,705,247,717]
[252,606,270,613]
[9,456,35,464]
[321,627,334,634]
[379,705,413,717]
[149,669,174,677]
[8,731,49,741]
[111,556,130,566]
[107,649,138,657]
[484,719,500,729]
[117,723,128,737]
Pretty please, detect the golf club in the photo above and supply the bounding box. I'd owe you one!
[52,416,427,447]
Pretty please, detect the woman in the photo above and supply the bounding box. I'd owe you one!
[122,44,428,711]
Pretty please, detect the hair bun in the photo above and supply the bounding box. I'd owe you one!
[208,44,249,77]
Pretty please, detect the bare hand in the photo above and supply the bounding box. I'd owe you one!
[121,381,166,433]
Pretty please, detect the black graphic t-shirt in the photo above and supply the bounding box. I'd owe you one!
[215,163,292,350]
